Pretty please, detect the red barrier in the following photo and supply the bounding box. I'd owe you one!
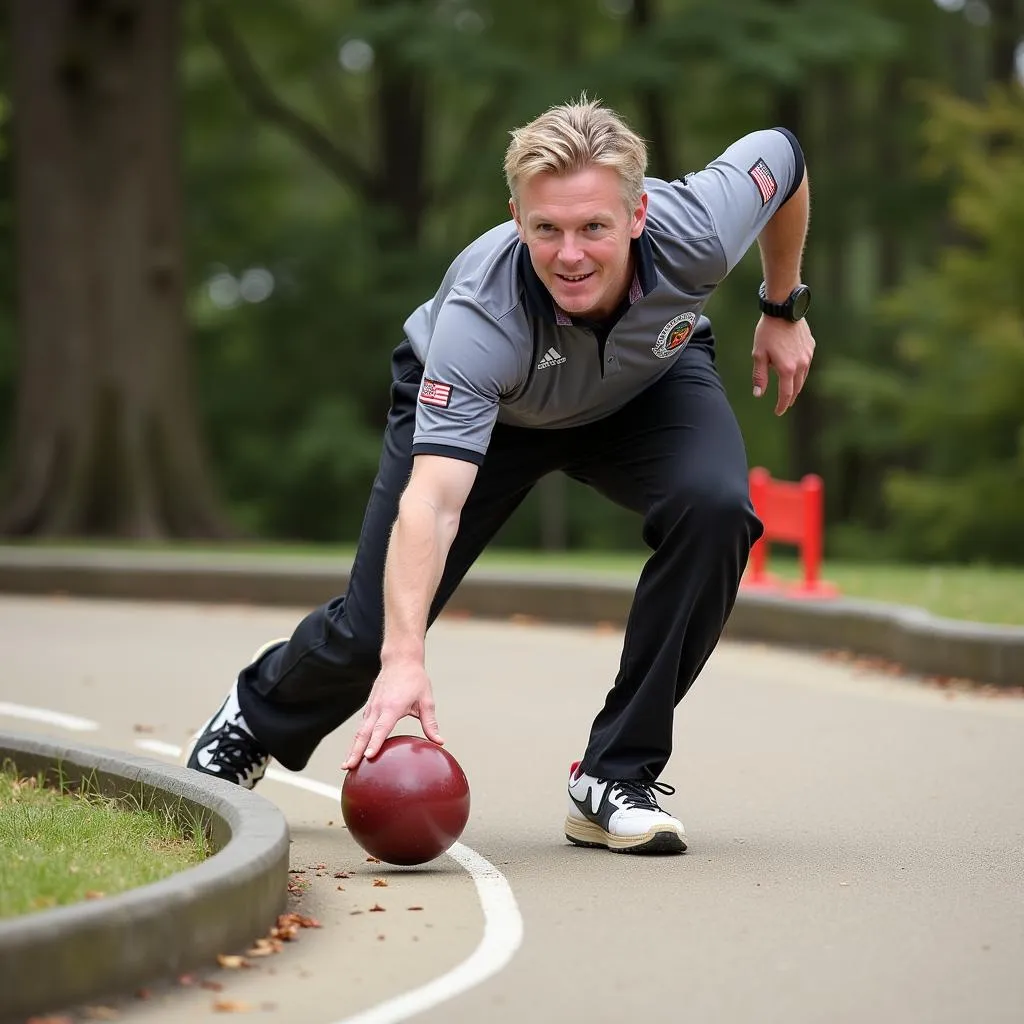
[744,467,839,599]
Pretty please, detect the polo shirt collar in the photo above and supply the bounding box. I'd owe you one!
[519,230,658,325]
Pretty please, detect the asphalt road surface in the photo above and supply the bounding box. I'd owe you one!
[3,595,1024,1024]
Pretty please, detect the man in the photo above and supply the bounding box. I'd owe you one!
[185,96,814,855]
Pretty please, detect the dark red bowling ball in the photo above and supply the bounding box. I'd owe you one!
[341,735,471,866]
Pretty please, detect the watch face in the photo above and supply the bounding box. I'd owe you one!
[791,287,811,320]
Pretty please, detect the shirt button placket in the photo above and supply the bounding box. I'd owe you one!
[604,344,620,374]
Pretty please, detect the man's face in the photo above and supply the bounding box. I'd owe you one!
[511,166,648,321]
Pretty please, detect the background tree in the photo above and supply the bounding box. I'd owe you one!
[874,85,1024,561]
[1,0,1020,561]
[2,0,229,537]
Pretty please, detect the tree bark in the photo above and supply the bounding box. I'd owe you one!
[4,0,231,537]
[630,0,676,177]
[988,0,1022,83]
[876,63,905,292]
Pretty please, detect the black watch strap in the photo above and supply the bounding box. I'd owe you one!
[758,282,811,322]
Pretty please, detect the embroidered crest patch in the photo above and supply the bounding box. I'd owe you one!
[653,312,696,359]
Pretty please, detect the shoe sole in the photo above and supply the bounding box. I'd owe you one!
[563,815,687,854]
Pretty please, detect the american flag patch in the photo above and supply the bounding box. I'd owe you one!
[419,378,453,409]
[748,158,777,206]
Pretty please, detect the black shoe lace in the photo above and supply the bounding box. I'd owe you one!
[211,727,266,776]
[608,779,675,812]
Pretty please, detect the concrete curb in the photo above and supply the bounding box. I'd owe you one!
[0,731,290,1023]
[0,547,1021,688]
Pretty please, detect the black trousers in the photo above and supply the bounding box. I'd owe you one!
[237,335,763,781]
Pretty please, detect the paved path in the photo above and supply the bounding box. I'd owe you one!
[4,595,1024,1024]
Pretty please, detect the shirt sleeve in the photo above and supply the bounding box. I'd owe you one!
[682,128,804,275]
[412,293,523,465]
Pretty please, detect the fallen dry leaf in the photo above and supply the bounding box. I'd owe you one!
[350,910,363,916]
[315,863,327,870]
[334,871,351,879]
[373,878,389,887]
[269,911,321,941]
[245,938,282,957]
[366,856,381,864]
[213,999,253,1013]
[272,919,299,940]
[407,906,424,911]
[369,903,386,912]
[216,954,250,970]
[336,885,345,891]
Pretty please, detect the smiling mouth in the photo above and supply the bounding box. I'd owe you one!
[556,272,594,283]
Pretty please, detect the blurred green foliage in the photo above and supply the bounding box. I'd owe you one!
[1,0,1022,558]
[874,86,1024,561]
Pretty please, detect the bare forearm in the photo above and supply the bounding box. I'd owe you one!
[380,495,460,665]
[757,170,809,301]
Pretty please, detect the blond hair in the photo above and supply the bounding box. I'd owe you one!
[504,95,648,208]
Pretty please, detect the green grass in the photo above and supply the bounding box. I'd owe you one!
[0,763,209,919]
[3,539,1023,626]
[473,550,1024,626]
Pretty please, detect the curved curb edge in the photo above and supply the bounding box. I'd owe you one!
[0,549,1020,688]
[0,730,290,1022]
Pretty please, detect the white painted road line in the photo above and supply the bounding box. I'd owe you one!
[335,841,524,1024]
[134,738,524,1024]
[0,702,99,732]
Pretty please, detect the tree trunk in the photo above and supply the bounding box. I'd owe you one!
[4,0,232,538]
[876,63,905,292]
[374,53,428,243]
[988,0,1022,83]
[630,0,676,177]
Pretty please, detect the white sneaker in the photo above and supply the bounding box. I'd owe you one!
[565,761,687,854]
[182,639,284,790]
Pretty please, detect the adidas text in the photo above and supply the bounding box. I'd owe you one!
[537,347,567,370]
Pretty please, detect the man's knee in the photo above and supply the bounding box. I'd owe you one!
[645,478,760,549]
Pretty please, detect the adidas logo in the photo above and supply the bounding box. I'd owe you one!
[536,347,567,370]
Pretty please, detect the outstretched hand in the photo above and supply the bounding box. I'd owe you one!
[751,315,816,416]
[342,660,444,770]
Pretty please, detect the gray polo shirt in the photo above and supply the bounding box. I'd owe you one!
[404,127,803,465]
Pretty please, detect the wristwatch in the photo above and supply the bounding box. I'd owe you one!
[758,282,811,322]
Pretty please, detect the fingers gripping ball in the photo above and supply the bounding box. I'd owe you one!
[341,736,471,866]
